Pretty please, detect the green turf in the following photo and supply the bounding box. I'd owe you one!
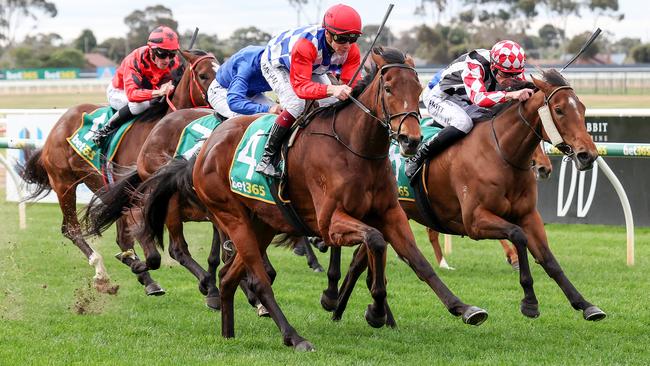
[0,192,649,364]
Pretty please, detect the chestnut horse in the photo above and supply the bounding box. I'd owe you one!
[428,143,553,270]
[136,48,488,351]
[19,50,216,294]
[329,69,606,323]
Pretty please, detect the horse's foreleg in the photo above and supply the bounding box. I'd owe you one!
[380,207,487,325]
[320,247,341,312]
[521,212,606,321]
[499,240,519,270]
[54,182,119,295]
[332,245,366,321]
[115,216,164,296]
[301,237,324,272]
[426,228,454,270]
[328,209,388,329]
[468,209,538,318]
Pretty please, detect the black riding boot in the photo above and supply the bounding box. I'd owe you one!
[255,123,290,178]
[404,126,466,183]
[92,105,134,145]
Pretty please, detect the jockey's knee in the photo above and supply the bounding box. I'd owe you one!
[127,101,150,115]
[284,99,305,119]
[451,115,473,134]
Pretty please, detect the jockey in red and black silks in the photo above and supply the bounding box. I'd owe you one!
[404,40,536,181]
[93,25,181,145]
[255,3,363,178]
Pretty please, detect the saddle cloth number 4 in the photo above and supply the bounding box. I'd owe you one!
[236,129,266,180]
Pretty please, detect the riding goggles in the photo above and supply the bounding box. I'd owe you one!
[153,48,176,60]
[330,32,360,44]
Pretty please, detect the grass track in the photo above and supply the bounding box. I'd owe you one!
[1,193,649,364]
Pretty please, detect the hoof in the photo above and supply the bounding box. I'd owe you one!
[364,304,387,328]
[257,303,270,317]
[520,302,540,318]
[320,292,337,312]
[312,265,324,273]
[583,305,606,321]
[510,260,520,271]
[145,283,165,296]
[205,296,221,311]
[294,340,315,352]
[462,306,488,326]
[198,282,209,296]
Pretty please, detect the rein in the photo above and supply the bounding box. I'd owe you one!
[491,85,575,170]
[166,54,216,112]
[311,63,421,160]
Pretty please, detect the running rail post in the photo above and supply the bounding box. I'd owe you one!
[595,156,635,266]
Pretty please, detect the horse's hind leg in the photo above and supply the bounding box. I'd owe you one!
[320,247,341,312]
[115,216,165,296]
[301,236,324,272]
[522,212,605,321]
[426,228,454,270]
[499,240,519,270]
[53,182,119,294]
[203,225,224,310]
[379,207,487,326]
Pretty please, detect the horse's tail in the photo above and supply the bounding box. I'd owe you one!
[134,157,197,250]
[17,149,52,201]
[82,169,142,236]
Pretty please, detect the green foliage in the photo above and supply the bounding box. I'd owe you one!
[228,26,271,52]
[631,43,650,63]
[45,47,86,68]
[358,24,395,54]
[0,0,57,46]
[123,5,178,51]
[96,37,127,64]
[73,29,97,53]
[566,32,601,59]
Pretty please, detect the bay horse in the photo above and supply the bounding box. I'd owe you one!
[428,143,553,270]
[18,50,217,295]
[136,47,488,351]
[328,69,606,323]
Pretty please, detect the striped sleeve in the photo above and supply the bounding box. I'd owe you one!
[461,60,506,108]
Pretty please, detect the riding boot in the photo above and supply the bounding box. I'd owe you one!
[255,123,290,178]
[92,105,134,145]
[404,126,466,183]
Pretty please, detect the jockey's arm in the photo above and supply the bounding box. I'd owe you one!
[227,69,270,115]
[122,63,156,103]
[461,61,507,108]
[338,43,361,87]
[289,39,329,100]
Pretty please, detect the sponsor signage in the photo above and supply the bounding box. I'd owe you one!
[0,68,80,80]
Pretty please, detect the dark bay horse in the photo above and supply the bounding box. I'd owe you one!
[19,50,216,295]
[330,69,606,323]
[428,143,553,270]
[136,48,488,351]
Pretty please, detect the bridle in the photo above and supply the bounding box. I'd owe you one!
[314,63,421,160]
[492,85,575,170]
[166,54,216,111]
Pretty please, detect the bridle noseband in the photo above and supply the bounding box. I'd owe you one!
[166,54,216,111]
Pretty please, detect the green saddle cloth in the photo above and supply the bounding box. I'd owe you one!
[173,113,224,160]
[66,106,134,173]
[229,114,280,204]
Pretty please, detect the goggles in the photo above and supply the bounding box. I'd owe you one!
[329,32,360,44]
[153,48,176,60]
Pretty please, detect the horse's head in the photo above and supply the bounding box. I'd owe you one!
[367,46,422,156]
[172,49,218,109]
[532,143,552,180]
[530,70,597,170]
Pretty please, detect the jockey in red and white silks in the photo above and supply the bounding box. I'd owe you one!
[255,3,363,178]
[405,40,535,181]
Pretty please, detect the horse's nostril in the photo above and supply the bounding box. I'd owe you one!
[577,152,592,164]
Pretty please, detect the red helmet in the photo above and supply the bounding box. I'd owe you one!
[322,4,362,35]
[147,26,180,50]
[490,40,526,73]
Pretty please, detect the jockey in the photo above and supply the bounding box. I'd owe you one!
[93,26,181,144]
[255,3,363,178]
[404,40,535,181]
[207,45,282,118]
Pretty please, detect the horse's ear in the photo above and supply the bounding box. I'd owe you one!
[371,46,386,68]
[531,74,551,92]
[180,50,197,64]
[405,54,415,67]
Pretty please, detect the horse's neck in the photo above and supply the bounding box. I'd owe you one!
[168,73,195,111]
[492,94,545,168]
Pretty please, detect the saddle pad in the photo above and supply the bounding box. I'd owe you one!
[174,113,224,160]
[390,124,441,201]
[229,114,279,204]
[66,106,134,173]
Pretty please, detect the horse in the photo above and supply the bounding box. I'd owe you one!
[135,47,488,351]
[328,69,606,324]
[18,49,217,295]
[427,143,553,270]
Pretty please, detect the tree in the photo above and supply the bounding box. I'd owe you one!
[0,0,57,47]
[357,24,394,53]
[97,37,128,63]
[538,24,564,47]
[631,44,650,63]
[566,32,600,59]
[123,5,178,51]
[179,30,227,62]
[45,47,86,68]
[73,29,97,53]
[228,27,271,52]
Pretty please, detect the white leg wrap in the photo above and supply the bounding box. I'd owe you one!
[88,251,110,280]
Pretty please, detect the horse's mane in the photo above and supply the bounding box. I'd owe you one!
[137,49,211,123]
[319,46,407,118]
[541,68,569,87]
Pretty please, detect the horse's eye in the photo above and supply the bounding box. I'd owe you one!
[554,106,563,115]
[384,85,392,94]
[199,73,209,81]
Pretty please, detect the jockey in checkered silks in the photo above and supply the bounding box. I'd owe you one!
[404,40,535,181]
